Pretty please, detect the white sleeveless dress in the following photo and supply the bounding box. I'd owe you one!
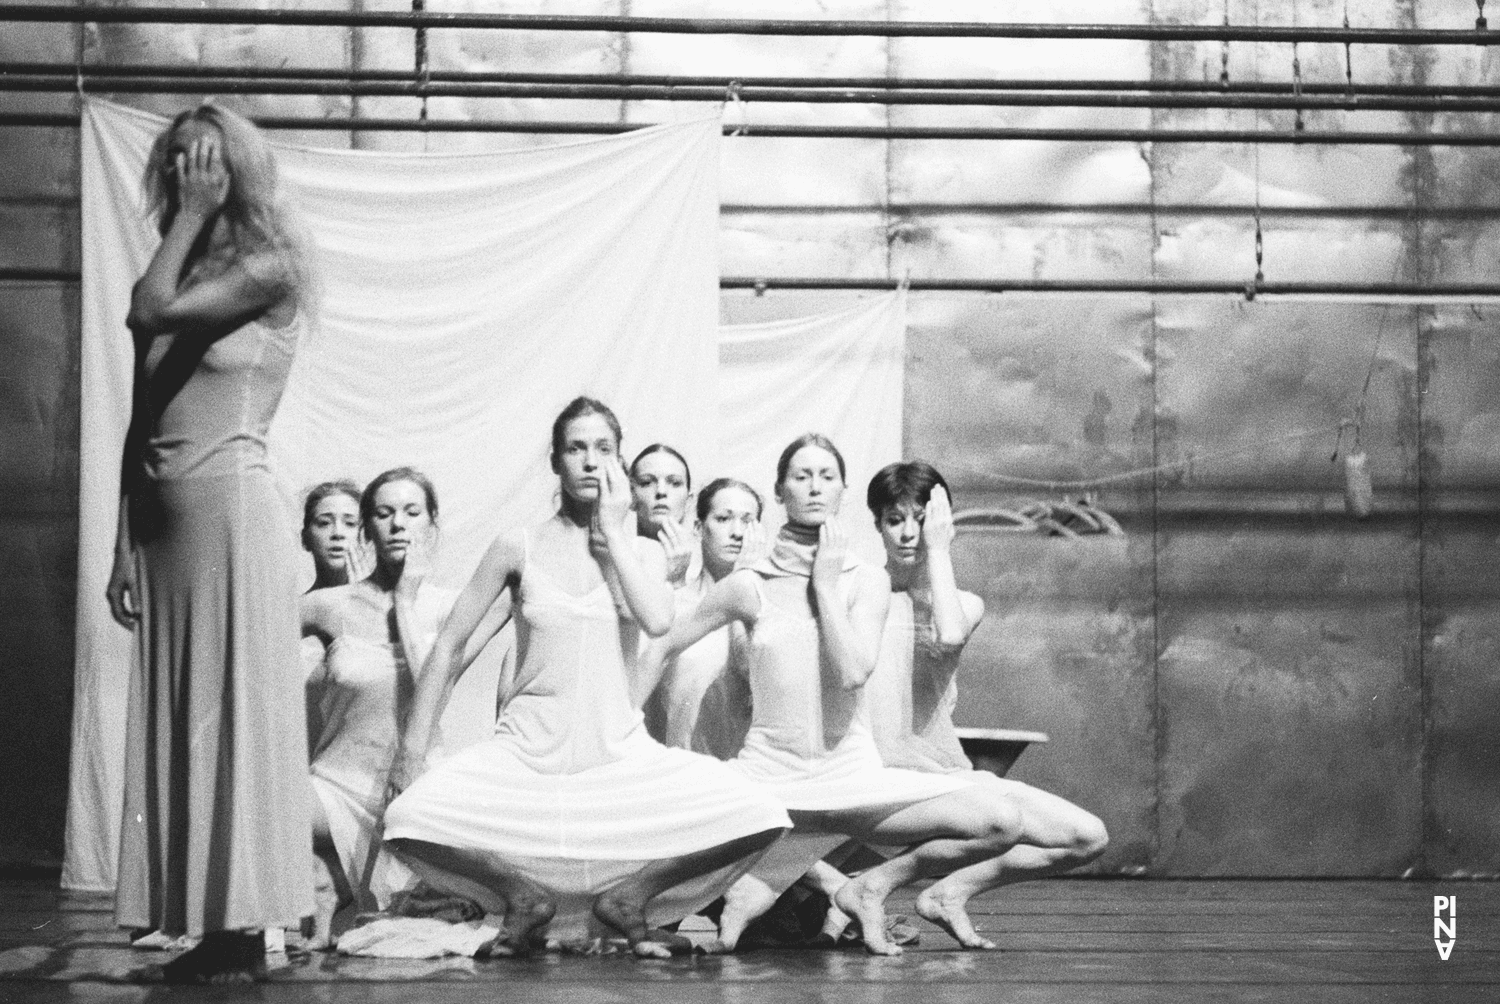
[865,591,974,775]
[382,532,790,942]
[306,584,455,910]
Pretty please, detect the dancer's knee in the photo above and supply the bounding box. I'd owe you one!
[1071,813,1109,861]
[976,798,1024,845]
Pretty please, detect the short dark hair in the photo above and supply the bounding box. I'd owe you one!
[696,477,764,522]
[867,461,949,518]
[775,433,846,487]
[360,467,439,530]
[631,443,692,491]
[302,479,361,529]
[551,396,623,457]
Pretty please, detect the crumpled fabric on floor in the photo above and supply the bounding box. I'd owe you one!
[335,917,500,959]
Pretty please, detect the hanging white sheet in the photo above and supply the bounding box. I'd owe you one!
[65,99,721,891]
[718,291,907,562]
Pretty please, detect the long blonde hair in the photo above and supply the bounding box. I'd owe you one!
[144,103,317,311]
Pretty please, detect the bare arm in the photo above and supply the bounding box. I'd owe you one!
[812,522,891,691]
[460,592,513,672]
[922,486,977,648]
[595,458,674,636]
[635,572,758,705]
[127,137,286,337]
[391,533,521,790]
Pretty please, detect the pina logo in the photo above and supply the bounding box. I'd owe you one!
[1434,895,1457,960]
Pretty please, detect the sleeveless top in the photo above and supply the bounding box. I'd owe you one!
[138,311,303,483]
[493,530,650,774]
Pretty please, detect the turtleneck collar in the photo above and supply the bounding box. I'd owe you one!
[752,521,862,578]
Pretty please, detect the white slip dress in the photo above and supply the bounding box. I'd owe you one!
[382,531,790,943]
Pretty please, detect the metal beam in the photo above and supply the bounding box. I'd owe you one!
[6,62,1500,96]
[9,268,1500,299]
[10,73,1500,112]
[0,4,1497,45]
[3,112,1497,145]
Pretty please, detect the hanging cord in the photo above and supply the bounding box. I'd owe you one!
[1247,141,1264,300]
[1291,42,1305,132]
[413,0,430,148]
[725,80,748,137]
[73,16,86,104]
[1479,0,1489,31]
[1343,2,1354,97]
[1220,0,1231,87]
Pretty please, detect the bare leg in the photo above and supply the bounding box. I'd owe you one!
[830,787,1022,956]
[309,792,350,950]
[918,779,1109,949]
[799,860,853,942]
[594,828,782,958]
[385,837,555,956]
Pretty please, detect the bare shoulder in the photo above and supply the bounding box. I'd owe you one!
[852,562,892,595]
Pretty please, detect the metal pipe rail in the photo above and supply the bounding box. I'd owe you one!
[7,62,1500,96]
[8,267,1500,299]
[1,4,1497,45]
[5,111,1499,145]
[11,72,1500,113]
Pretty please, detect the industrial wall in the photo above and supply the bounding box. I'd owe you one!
[2,0,1498,876]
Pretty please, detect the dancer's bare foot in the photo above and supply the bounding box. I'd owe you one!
[592,882,691,958]
[483,892,555,957]
[308,858,340,951]
[916,885,996,950]
[714,874,777,952]
[833,877,901,956]
[153,931,267,984]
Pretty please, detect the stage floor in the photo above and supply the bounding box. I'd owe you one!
[1,877,1494,1002]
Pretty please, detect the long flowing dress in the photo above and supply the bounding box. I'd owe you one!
[642,570,752,760]
[728,528,977,891]
[383,531,791,943]
[116,314,311,937]
[865,591,974,775]
[307,584,455,911]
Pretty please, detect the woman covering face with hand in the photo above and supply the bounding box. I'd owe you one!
[382,397,788,958]
[103,103,316,984]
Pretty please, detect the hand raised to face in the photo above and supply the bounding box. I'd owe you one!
[175,135,231,219]
[812,518,849,589]
[655,517,693,586]
[394,525,435,602]
[920,485,957,556]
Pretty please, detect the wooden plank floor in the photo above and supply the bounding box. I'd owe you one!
[1,878,1496,1003]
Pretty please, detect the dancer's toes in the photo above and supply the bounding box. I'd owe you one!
[833,878,896,956]
[495,893,555,957]
[593,884,650,946]
[916,887,996,950]
[716,874,777,951]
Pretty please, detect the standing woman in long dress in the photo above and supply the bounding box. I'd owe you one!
[104,104,316,983]
[384,397,789,957]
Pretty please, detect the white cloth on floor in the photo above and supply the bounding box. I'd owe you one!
[336,917,500,959]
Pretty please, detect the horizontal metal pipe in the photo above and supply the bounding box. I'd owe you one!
[1,4,1497,45]
[720,203,1500,219]
[3,111,1497,144]
[10,73,1500,112]
[9,267,1500,298]
[7,61,1500,96]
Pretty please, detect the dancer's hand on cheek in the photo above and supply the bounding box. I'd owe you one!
[591,458,633,558]
[812,519,848,590]
[177,139,230,220]
[396,527,434,603]
[734,520,769,571]
[345,535,373,584]
[656,518,692,586]
[921,485,957,558]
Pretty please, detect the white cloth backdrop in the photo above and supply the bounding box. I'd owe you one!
[64,99,722,891]
[718,291,907,563]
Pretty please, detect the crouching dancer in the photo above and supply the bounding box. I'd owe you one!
[862,461,1109,949]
